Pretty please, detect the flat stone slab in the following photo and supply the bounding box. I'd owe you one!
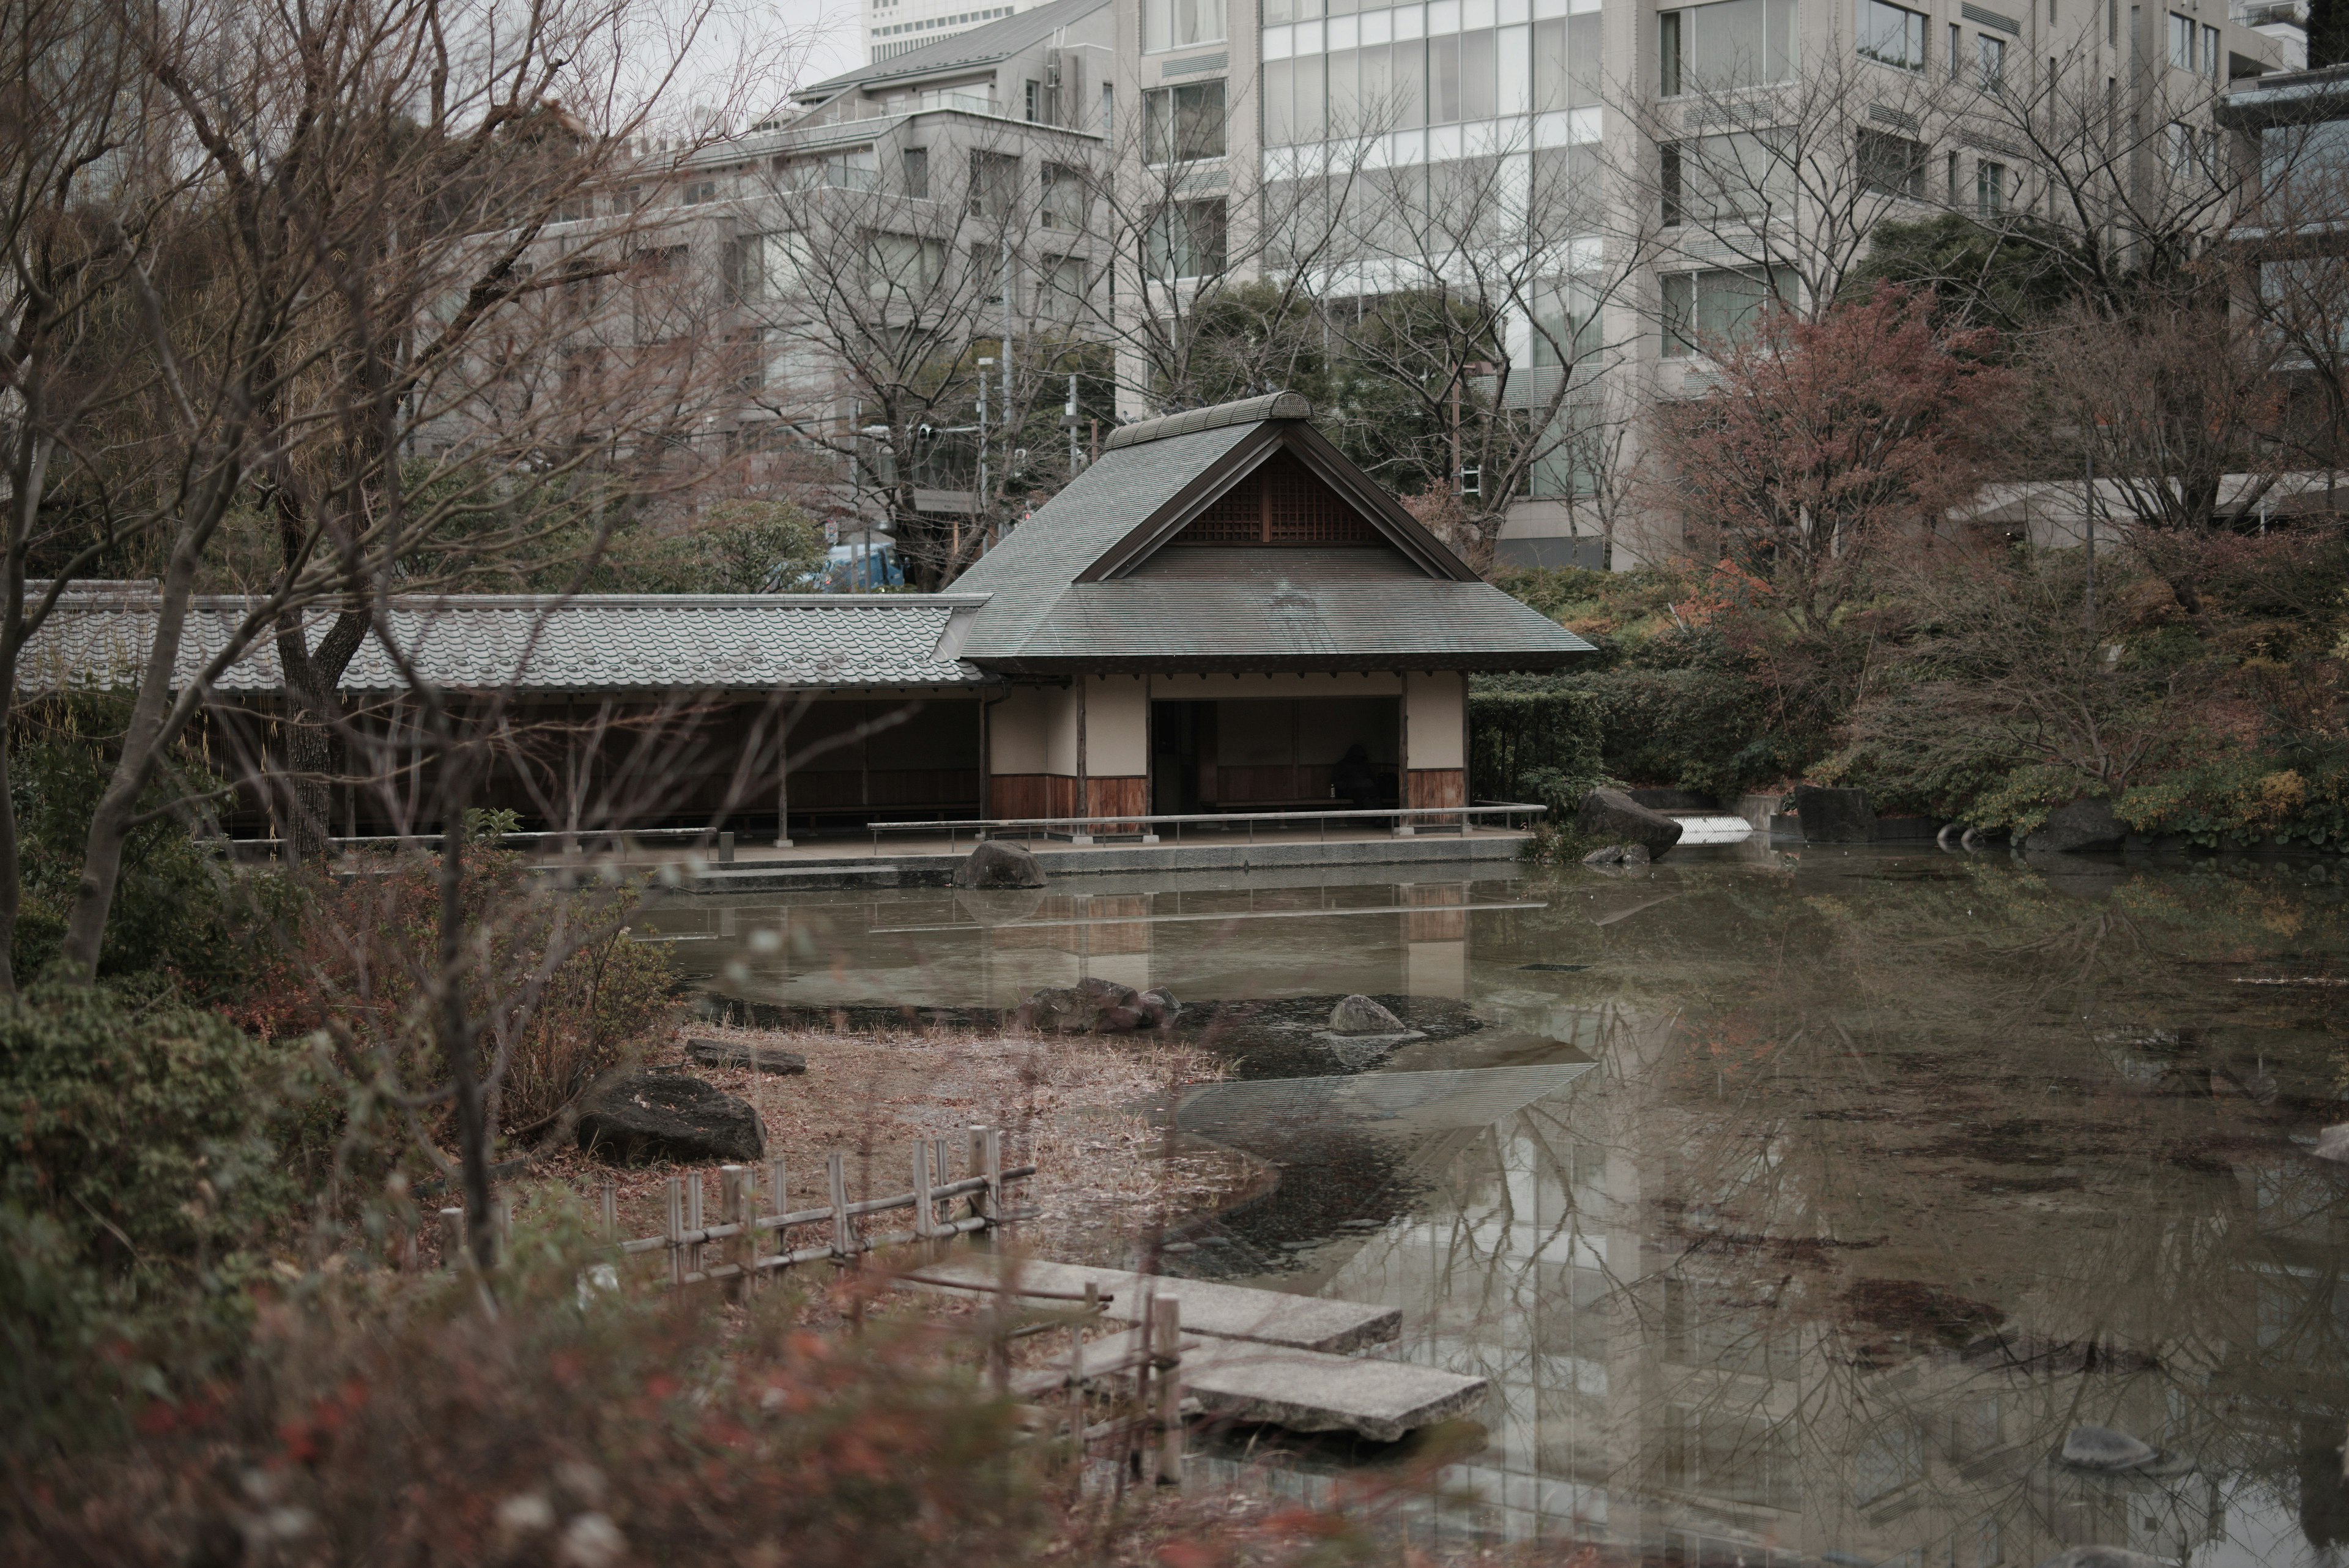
[685,1038,806,1075]
[1006,1325,1484,1443]
[1180,1338,1486,1443]
[906,1258,1400,1353]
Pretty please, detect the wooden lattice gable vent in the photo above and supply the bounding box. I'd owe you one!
[1167,449,1382,547]
[1073,405,1479,584]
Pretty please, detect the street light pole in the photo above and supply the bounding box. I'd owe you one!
[977,355,993,550]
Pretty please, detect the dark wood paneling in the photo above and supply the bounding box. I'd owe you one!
[1408,769,1465,809]
[991,775,1050,820]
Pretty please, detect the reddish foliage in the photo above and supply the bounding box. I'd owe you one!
[1665,284,2017,630]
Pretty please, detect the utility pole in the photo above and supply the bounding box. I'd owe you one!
[1064,372,1082,475]
[977,356,993,551]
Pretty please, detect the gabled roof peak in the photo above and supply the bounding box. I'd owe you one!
[1105,392,1311,452]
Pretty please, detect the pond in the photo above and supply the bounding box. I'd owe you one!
[640,844,2349,1566]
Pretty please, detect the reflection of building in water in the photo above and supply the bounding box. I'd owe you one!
[1195,1001,2337,1564]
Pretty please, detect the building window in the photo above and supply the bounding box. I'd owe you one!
[1977,158,2006,214]
[2203,21,2221,76]
[1657,130,1792,225]
[1041,162,1088,229]
[1858,127,1928,196]
[1143,0,1225,53]
[902,146,929,198]
[1977,32,2005,91]
[968,150,1019,218]
[1025,79,1041,120]
[1661,264,1795,357]
[1143,80,1227,164]
[1859,0,1928,70]
[682,178,719,204]
[1658,0,1798,95]
[1535,12,1605,110]
[1949,20,1962,75]
[866,234,944,295]
[1101,81,1114,132]
[1147,197,1228,280]
[1041,255,1088,319]
[2167,11,2194,67]
[1661,143,1683,225]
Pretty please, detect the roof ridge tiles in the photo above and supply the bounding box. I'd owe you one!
[1104,392,1312,452]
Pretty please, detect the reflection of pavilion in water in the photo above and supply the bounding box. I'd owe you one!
[1190,1001,2345,1566]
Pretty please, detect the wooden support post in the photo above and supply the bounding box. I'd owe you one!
[828,1151,856,1257]
[686,1172,705,1279]
[721,1165,752,1298]
[768,1156,787,1229]
[600,1181,618,1244]
[1130,1286,1154,1481]
[983,1128,1004,1228]
[913,1140,937,1240]
[665,1176,685,1287]
[774,700,793,849]
[1155,1296,1184,1487]
[397,1225,417,1273]
[492,1194,512,1268]
[439,1206,464,1269]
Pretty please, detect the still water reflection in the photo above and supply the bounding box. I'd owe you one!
[642,847,2349,1565]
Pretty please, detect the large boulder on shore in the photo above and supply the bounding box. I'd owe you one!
[1014,977,1179,1033]
[1790,785,1877,844]
[954,840,1047,890]
[576,1071,766,1164]
[2059,1425,2159,1472]
[1573,789,1683,858]
[2025,797,2126,855]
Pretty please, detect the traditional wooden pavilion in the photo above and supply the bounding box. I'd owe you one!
[24,395,1592,838]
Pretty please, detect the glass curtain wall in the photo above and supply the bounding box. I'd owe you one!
[1261,0,1606,149]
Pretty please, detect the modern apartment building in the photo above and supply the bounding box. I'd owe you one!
[865,0,1033,62]
[1105,0,2292,567]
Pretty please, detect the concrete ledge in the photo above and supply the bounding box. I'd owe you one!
[1182,1337,1488,1443]
[639,832,1532,894]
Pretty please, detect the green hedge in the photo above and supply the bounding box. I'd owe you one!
[1470,689,1606,811]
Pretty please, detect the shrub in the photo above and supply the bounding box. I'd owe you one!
[233,847,676,1140]
[0,983,331,1459]
[2117,749,2349,848]
[1469,688,1605,804]
[10,702,295,997]
[6,1226,1048,1567]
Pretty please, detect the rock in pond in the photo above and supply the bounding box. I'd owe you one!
[2059,1425,2158,1471]
[1574,789,1683,858]
[1329,994,1406,1035]
[1790,785,1878,844]
[685,1038,807,1076]
[953,839,1046,890]
[2026,797,2127,855]
[1015,976,1173,1033]
[1581,842,1651,868]
[577,1071,766,1164]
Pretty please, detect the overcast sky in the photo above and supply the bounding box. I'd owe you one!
[777,0,864,91]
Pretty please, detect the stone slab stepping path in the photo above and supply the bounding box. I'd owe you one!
[1006,1324,1486,1443]
[1182,1339,1486,1443]
[908,1257,1401,1354]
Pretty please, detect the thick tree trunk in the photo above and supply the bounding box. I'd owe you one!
[273,609,369,864]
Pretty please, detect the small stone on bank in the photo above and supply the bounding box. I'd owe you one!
[2312,1123,2349,1164]
[2059,1425,2159,1471]
[685,1038,807,1075]
[1581,842,1650,867]
[1329,994,1406,1035]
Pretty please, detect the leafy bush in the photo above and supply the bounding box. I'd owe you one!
[233,846,675,1139]
[2117,749,2349,848]
[10,702,294,997]
[1469,688,1605,804]
[7,1222,1049,1566]
[0,983,331,1459]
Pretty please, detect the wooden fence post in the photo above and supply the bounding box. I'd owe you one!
[913,1140,936,1240]
[721,1165,751,1298]
[1154,1296,1184,1486]
[686,1170,706,1280]
[665,1176,685,1288]
[1071,1281,1096,1451]
[599,1181,618,1246]
[439,1206,464,1269]
[982,1128,1004,1228]
[965,1126,989,1222]
[828,1151,856,1258]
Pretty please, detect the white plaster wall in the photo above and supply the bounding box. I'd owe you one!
[1045,683,1083,776]
[1084,675,1149,776]
[1405,671,1467,771]
[989,686,1052,775]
